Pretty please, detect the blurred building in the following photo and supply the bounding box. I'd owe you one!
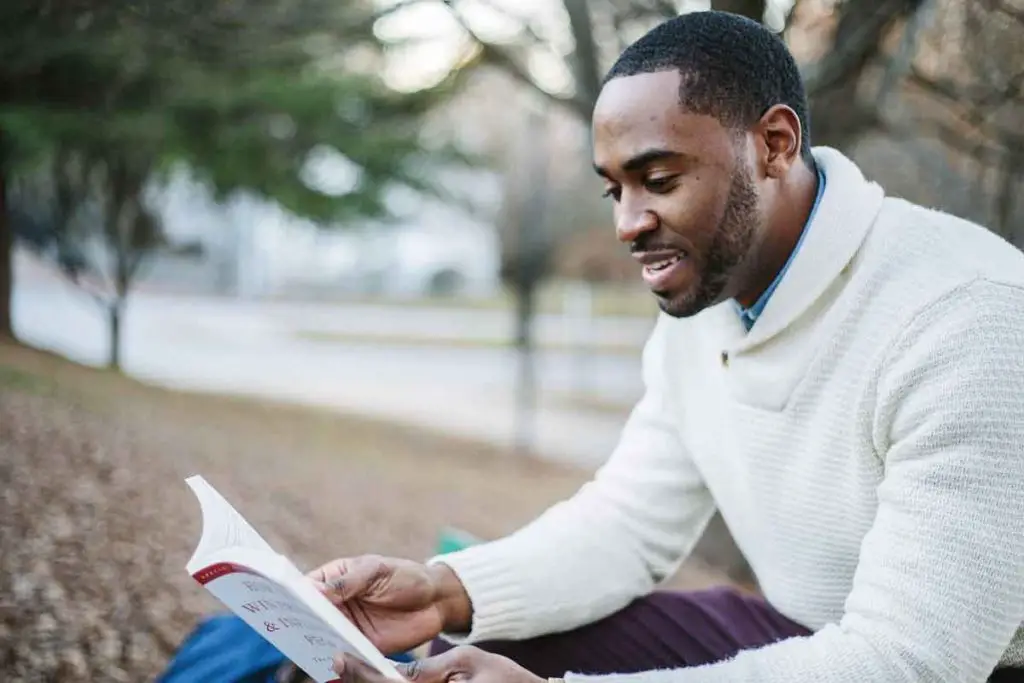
[151,162,502,300]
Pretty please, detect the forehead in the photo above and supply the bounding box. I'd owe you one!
[592,70,733,171]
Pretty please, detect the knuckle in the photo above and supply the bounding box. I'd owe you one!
[362,553,387,568]
[401,660,422,681]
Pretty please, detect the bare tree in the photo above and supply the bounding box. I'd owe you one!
[432,0,1023,242]
[0,131,10,340]
[10,149,163,370]
[496,107,554,457]
[866,0,1024,243]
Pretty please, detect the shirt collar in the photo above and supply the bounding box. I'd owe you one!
[735,166,827,330]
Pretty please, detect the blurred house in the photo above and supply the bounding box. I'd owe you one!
[149,156,502,300]
[287,166,503,299]
[144,67,538,301]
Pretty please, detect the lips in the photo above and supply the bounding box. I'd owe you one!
[633,249,689,292]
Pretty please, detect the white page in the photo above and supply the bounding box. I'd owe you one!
[184,475,405,681]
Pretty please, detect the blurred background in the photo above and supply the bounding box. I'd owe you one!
[0,0,1021,679]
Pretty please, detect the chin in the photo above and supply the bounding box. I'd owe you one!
[654,289,705,319]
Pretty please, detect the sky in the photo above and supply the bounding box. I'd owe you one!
[371,0,796,92]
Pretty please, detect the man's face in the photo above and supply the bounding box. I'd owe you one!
[592,70,763,318]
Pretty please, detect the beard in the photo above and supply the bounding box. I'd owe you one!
[658,160,760,318]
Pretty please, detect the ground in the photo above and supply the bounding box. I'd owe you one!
[0,342,735,681]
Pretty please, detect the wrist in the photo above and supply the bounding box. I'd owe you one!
[427,561,473,633]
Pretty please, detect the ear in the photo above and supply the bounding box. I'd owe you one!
[756,104,803,179]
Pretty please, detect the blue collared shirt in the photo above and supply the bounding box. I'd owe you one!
[735,167,826,330]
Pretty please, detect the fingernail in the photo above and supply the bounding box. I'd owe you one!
[332,655,345,674]
[396,661,420,680]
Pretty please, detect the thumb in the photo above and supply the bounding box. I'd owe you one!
[309,556,387,604]
[333,653,390,683]
[398,647,477,683]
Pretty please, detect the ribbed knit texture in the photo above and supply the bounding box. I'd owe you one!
[432,148,1024,682]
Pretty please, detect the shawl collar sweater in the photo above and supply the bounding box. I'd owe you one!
[434,147,1024,682]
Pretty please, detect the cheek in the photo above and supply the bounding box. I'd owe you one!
[657,182,730,246]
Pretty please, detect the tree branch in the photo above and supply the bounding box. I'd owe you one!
[875,0,936,108]
[909,66,1024,111]
[648,0,681,19]
[995,149,1022,239]
[880,115,1006,165]
[462,0,548,45]
[440,0,589,119]
[977,70,1024,108]
[782,0,800,33]
[981,0,1024,27]
[563,0,602,115]
[906,66,1024,148]
[124,245,150,291]
[803,0,924,97]
[56,263,111,310]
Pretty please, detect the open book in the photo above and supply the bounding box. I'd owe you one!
[184,475,405,683]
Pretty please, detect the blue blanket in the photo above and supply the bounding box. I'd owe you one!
[157,614,413,683]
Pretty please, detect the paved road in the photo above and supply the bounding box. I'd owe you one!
[13,258,652,467]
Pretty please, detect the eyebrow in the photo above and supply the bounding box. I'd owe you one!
[593,148,688,178]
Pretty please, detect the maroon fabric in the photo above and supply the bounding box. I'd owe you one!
[429,587,809,677]
[429,587,1024,681]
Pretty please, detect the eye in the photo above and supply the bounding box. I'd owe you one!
[601,185,622,202]
[644,175,677,193]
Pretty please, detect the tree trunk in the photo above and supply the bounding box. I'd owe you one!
[711,0,766,22]
[513,282,537,458]
[0,134,13,341]
[563,0,602,116]
[504,108,551,459]
[996,148,1021,244]
[107,299,123,370]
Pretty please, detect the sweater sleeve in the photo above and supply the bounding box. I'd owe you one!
[567,280,1024,683]
[430,315,716,644]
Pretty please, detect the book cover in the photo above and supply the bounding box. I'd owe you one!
[185,475,405,683]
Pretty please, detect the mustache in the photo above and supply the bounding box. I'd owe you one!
[630,234,684,254]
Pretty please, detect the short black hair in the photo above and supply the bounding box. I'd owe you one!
[604,11,814,167]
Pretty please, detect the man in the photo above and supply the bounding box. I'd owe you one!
[310,11,1024,683]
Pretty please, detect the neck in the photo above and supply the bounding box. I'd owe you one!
[734,161,819,309]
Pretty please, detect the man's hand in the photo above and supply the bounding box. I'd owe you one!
[333,647,547,683]
[308,555,473,654]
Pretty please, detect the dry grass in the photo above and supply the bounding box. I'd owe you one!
[0,341,735,681]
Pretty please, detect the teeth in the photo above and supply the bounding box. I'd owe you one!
[646,255,681,272]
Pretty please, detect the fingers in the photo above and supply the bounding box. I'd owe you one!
[398,646,487,683]
[308,555,387,605]
[275,662,314,683]
[333,647,497,683]
[394,651,459,683]
[332,653,398,683]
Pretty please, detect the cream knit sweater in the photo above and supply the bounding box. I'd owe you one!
[433,147,1024,682]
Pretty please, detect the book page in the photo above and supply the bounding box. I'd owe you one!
[199,561,361,682]
[185,476,405,681]
[185,475,278,574]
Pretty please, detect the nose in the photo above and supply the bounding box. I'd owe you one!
[615,201,658,243]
